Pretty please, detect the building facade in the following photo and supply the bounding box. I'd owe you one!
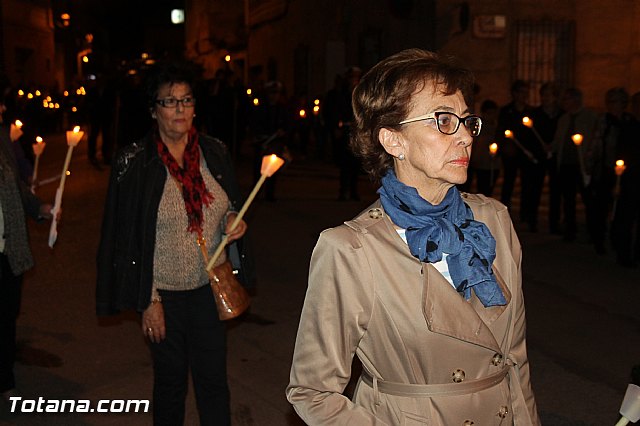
[185,0,640,111]
[0,0,56,90]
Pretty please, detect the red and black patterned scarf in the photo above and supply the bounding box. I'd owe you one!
[156,127,214,235]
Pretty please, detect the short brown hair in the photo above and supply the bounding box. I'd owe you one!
[350,49,475,182]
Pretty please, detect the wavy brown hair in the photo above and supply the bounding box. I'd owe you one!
[350,49,475,182]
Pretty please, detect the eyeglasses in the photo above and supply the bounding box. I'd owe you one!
[155,97,196,108]
[399,112,482,137]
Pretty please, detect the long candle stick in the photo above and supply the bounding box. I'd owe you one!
[504,130,538,164]
[521,116,547,150]
[205,154,285,271]
[48,127,84,248]
[30,136,46,192]
[489,142,498,192]
[37,173,63,187]
[612,159,626,218]
[571,133,588,186]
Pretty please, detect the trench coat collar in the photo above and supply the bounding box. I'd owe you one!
[421,262,512,352]
[371,197,513,353]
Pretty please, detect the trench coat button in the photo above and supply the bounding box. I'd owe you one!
[452,369,465,383]
[498,406,509,418]
[463,421,474,425]
[368,208,383,219]
[491,353,503,366]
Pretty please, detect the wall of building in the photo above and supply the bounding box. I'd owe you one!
[1,0,55,90]
[186,0,640,112]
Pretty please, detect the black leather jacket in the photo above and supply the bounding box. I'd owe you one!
[96,131,255,316]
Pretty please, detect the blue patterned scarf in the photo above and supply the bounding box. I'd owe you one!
[379,170,506,307]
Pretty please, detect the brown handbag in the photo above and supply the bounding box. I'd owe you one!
[209,259,251,320]
[198,235,250,320]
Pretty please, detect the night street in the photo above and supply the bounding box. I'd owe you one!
[0,131,638,426]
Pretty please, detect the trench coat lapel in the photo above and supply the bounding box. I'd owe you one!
[421,261,512,352]
[375,199,513,353]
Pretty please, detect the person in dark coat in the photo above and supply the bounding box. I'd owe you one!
[610,91,640,267]
[0,92,53,402]
[96,62,254,425]
[496,80,546,231]
[531,82,563,234]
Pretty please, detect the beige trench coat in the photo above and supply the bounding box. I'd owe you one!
[287,193,540,425]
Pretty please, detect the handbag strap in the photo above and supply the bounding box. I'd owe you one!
[170,175,219,279]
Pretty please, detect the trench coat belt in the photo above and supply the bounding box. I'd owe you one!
[360,366,509,398]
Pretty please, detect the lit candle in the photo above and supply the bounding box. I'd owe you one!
[614,159,626,200]
[571,133,583,146]
[572,133,587,185]
[489,142,498,157]
[49,126,85,248]
[504,130,537,164]
[489,142,498,190]
[206,154,285,271]
[9,120,24,142]
[30,136,46,192]
[522,116,547,149]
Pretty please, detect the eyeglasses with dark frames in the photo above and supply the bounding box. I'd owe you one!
[155,97,196,108]
[399,111,482,137]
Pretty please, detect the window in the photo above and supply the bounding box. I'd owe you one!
[513,20,575,105]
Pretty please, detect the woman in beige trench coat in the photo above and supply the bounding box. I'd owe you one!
[287,49,540,425]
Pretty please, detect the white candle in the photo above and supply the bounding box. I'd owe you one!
[505,130,538,164]
[9,120,23,142]
[206,154,285,271]
[49,127,84,248]
[522,116,547,149]
[30,136,46,192]
[572,133,587,185]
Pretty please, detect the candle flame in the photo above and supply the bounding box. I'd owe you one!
[522,117,533,128]
[616,159,625,167]
[260,154,285,177]
[73,126,81,133]
[571,134,583,146]
[504,130,513,138]
[36,136,43,143]
[15,120,23,128]
[489,142,498,155]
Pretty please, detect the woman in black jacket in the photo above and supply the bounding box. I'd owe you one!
[96,62,253,425]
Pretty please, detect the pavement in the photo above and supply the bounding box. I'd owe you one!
[1,132,638,425]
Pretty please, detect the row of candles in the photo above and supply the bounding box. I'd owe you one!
[9,120,286,256]
[493,116,627,192]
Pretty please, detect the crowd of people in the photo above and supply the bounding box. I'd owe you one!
[466,81,640,268]
[1,49,639,425]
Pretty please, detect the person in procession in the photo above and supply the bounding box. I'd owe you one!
[96,61,254,426]
[287,48,540,425]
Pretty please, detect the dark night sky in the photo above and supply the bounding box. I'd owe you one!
[52,0,185,63]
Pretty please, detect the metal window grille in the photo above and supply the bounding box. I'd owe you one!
[513,20,575,105]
